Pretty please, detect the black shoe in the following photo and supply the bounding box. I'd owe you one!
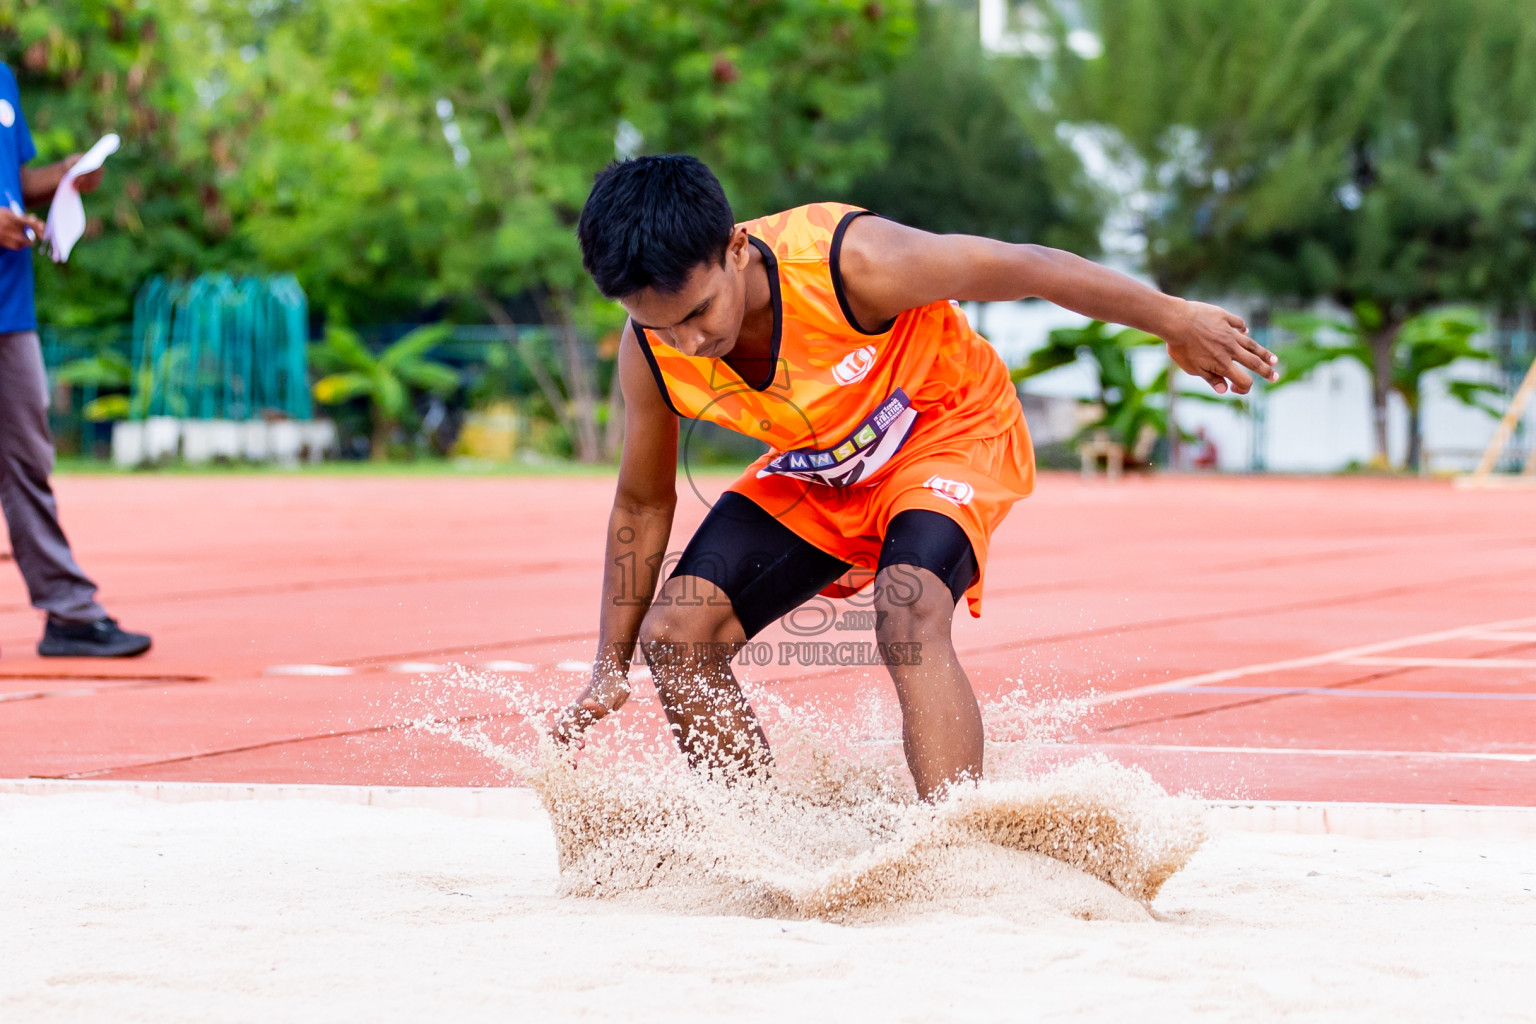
[38,617,153,658]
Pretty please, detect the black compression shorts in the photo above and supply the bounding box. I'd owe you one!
[670,491,977,639]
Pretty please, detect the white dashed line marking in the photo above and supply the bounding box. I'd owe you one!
[389,662,449,674]
[481,660,535,673]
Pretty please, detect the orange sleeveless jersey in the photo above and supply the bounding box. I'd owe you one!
[634,202,1035,616]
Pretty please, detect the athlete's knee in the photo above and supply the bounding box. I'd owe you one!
[874,569,954,644]
[638,602,736,670]
[636,603,689,658]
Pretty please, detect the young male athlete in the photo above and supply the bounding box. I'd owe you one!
[554,155,1276,798]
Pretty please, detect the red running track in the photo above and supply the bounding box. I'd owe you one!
[1,471,1532,804]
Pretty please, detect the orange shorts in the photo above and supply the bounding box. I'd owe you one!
[727,413,1035,617]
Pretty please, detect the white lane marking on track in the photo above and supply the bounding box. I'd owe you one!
[1172,685,1536,701]
[481,660,535,673]
[1084,614,1536,706]
[870,739,1536,763]
[1060,742,1536,763]
[556,660,592,673]
[266,665,354,676]
[389,662,449,674]
[1466,631,1536,642]
[1344,656,1536,669]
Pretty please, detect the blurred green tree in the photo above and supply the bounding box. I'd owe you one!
[197,0,915,461]
[310,323,459,461]
[1273,305,1500,470]
[1011,321,1167,454]
[1061,0,1536,466]
[834,4,1100,251]
[1,0,244,326]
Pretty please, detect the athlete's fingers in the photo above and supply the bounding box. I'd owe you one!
[552,688,625,744]
[551,711,576,744]
[1225,311,1248,333]
[1223,362,1255,395]
[1237,330,1277,361]
[1199,370,1228,394]
[552,704,593,743]
[1239,332,1280,369]
[1230,333,1279,380]
[1230,345,1274,381]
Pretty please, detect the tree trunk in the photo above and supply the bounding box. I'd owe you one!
[479,290,572,446]
[371,416,395,462]
[602,354,625,461]
[1367,325,1399,469]
[545,289,602,464]
[1405,397,1423,474]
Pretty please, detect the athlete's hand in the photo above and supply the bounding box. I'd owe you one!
[1164,300,1279,395]
[552,666,632,748]
[0,208,46,250]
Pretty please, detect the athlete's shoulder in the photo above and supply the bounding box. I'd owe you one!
[741,202,869,262]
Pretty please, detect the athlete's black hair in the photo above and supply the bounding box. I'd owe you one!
[577,155,735,299]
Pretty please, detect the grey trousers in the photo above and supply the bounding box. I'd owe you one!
[0,330,105,622]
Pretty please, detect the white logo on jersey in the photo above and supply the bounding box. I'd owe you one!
[831,344,877,386]
[925,475,975,506]
[0,100,13,129]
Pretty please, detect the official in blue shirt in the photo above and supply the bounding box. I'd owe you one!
[0,63,150,657]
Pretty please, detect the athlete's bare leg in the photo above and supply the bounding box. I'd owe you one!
[874,565,984,800]
[638,574,771,777]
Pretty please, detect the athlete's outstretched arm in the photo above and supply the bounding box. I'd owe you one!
[553,325,679,746]
[838,216,1278,395]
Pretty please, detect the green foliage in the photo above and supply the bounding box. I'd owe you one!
[1067,0,1536,306]
[54,349,130,389]
[192,0,914,324]
[1060,0,1536,463]
[1273,305,1497,467]
[311,323,459,459]
[805,4,1100,249]
[52,340,201,422]
[181,0,913,461]
[54,349,132,419]
[1,0,246,326]
[1012,320,1168,451]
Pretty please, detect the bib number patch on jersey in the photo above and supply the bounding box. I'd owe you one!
[757,388,917,487]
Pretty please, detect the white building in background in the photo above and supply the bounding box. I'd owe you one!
[966,300,1510,473]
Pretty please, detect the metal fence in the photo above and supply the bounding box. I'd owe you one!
[132,274,312,421]
[39,323,132,458]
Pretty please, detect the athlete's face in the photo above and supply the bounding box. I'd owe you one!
[621,228,753,359]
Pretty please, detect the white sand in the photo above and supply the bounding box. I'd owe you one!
[3,792,1532,1023]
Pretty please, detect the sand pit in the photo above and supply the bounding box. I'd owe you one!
[409,669,1206,920]
[3,790,1532,1023]
[529,754,1203,921]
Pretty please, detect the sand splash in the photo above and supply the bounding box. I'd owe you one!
[408,668,1206,922]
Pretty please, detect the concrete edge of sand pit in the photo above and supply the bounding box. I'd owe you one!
[3,778,1535,840]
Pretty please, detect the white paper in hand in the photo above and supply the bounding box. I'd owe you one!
[43,133,120,263]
